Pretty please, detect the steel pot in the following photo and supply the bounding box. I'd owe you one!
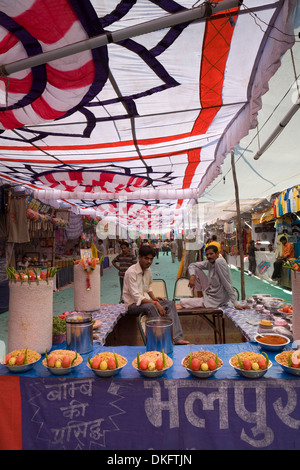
[66,312,93,354]
[145,318,173,354]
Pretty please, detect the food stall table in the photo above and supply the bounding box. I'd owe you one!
[223,306,292,342]
[223,306,263,341]
[1,342,300,451]
[92,304,126,345]
[176,306,224,343]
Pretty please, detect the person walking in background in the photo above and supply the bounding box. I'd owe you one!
[132,240,138,257]
[155,239,161,258]
[112,241,137,302]
[95,238,105,276]
[206,235,221,253]
[170,239,177,263]
[162,239,169,255]
[248,240,257,276]
[204,238,212,251]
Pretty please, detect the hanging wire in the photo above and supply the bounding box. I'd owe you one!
[291,49,300,99]
[205,60,300,196]
[242,2,300,44]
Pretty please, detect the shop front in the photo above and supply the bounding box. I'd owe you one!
[212,189,300,290]
[270,186,300,288]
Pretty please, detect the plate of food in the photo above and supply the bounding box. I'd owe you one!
[3,348,41,373]
[181,350,223,378]
[258,319,273,330]
[132,350,173,377]
[254,333,290,351]
[275,350,300,376]
[229,351,272,378]
[279,305,293,316]
[87,351,127,377]
[263,298,285,311]
[42,349,83,375]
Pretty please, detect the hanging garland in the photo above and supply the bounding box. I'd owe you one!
[74,257,102,290]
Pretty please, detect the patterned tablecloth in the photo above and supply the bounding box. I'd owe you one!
[77,303,293,346]
[92,303,126,345]
[223,306,292,342]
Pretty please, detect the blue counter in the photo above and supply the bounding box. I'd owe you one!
[1,343,300,451]
[0,342,296,380]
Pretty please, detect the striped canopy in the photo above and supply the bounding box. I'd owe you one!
[0,0,297,230]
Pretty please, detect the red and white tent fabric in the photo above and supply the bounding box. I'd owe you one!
[0,0,297,229]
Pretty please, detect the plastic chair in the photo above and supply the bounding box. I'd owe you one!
[151,279,168,299]
[138,313,147,345]
[233,287,240,300]
[172,277,194,302]
[0,340,6,363]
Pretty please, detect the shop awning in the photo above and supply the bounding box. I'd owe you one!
[0,0,298,229]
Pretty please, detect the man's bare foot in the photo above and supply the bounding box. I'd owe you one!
[174,339,190,345]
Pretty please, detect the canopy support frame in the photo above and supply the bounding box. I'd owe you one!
[0,0,242,76]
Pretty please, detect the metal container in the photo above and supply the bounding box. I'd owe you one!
[66,312,93,354]
[145,318,173,354]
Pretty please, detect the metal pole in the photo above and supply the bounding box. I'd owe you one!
[0,0,241,76]
[231,150,245,300]
[253,98,300,160]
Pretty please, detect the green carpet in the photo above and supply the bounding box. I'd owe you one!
[0,254,292,349]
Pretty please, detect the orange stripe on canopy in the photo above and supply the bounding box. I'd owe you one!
[183,6,239,190]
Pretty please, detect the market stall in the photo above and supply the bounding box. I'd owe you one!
[2,287,300,451]
[1,342,300,451]
[0,0,298,451]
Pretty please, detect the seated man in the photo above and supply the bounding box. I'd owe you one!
[181,244,243,309]
[271,236,295,281]
[122,245,189,345]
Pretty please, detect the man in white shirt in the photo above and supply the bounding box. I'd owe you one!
[123,245,189,345]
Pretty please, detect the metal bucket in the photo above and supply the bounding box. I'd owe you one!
[66,312,93,354]
[145,318,173,354]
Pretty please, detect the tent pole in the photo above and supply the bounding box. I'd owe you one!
[0,0,241,76]
[231,150,245,300]
[253,98,300,160]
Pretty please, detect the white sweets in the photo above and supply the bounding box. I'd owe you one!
[74,263,101,312]
[8,279,53,354]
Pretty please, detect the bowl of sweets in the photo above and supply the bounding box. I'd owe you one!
[87,351,127,377]
[132,350,173,377]
[275,350,300,376]
[181,350,223,378]
[3,348,41,373]
[229,351,272,378]
[42,349,83,375]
